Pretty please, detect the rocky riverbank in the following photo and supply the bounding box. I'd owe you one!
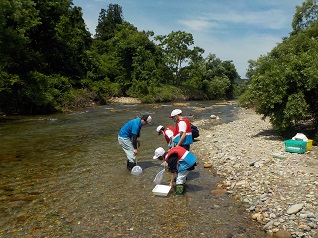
[109,97,142,104]
[192,107,318,238]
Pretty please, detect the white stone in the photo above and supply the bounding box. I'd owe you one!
[287,203,304,214]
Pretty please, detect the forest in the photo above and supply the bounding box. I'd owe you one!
[1,0,318,139]
[0,0,241,115]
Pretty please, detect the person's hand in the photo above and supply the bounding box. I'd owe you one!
[134,149,138,155]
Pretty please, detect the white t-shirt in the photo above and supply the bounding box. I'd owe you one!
[178,121,187,132]
[165,128,174,139]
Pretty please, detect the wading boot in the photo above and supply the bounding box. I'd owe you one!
[175,184,185,195]
[127,161,136,171]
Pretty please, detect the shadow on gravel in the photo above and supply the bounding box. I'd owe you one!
[252,129,282,141]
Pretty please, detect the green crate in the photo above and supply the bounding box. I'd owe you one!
[284,139,307,154]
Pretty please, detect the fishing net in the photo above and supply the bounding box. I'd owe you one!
[153,169,165,184]
[131,165,143,176]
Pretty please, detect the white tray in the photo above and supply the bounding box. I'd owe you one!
[152,184,171,196]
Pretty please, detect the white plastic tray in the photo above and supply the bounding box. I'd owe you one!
[152,184,171,196]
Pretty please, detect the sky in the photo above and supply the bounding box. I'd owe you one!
[72,0,304,78]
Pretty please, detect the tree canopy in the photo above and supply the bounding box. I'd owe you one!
[240,0,318,134]
[0,1,240,114]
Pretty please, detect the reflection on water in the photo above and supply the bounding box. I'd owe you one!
[0,101,266,237]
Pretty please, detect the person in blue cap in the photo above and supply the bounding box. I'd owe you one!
[118,114,152,171]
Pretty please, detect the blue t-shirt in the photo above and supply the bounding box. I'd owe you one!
[118,118,142,139]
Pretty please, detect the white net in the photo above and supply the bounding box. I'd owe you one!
[153,169,165,184]
[131,165,143,175]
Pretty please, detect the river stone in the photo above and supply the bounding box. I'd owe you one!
[287,203,304,214]
[273,229,292,238]
[211,189,227,195]
[191,107,318,237]
[203,162,213,168]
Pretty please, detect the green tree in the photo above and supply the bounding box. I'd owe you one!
[88,22,171,99]
[0,0,92,114]
[52,6,92,79]
[95,4,123,41]
[0,0,40,75]
[200,54,238,99]
[0,0,41,113]
[292,0,318,35]
[178,46,205,88]
[240,28,318,130]
[131,45,169,84]
[155,31,196,85]
[28,0,92,78]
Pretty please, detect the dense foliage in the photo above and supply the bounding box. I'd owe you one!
[0,1,240,114]
[239,0,318,137]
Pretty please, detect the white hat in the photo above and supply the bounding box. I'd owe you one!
[156,125,164,133]
[146,115,152,125]
[153,147,165,159]
[169,109,182,118]
[142,114,152,125]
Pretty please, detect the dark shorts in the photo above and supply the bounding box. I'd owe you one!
[180,144,190,151]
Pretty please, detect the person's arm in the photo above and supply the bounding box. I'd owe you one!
[167,154,178,186]
[177,132,186,147]
[170,172,177,187]
[132,134,138,155]
[166,129,174,148]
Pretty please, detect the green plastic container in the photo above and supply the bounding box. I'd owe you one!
[284,140,307,154]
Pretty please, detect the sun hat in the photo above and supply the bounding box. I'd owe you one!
[156,125,164,134]
[153,147,165,159]
[169,109,182,118]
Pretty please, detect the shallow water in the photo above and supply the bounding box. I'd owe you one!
[0,101,266,237]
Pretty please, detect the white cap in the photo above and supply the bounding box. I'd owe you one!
[169,109,182,118]
[146,115,152,125]
[153,147,165,159]
[156,125,164,133]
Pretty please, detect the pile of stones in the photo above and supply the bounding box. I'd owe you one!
[193,107,318,238]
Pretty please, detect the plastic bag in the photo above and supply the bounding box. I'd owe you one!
[292,133,308,142]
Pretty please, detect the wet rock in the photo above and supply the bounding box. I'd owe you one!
[203,162,213,168]
[210,115,219,119]
[211,189,227,195]
[109,97,141,104]
[273,229,292,238]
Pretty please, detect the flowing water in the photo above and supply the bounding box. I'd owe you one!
[0,101,267,237]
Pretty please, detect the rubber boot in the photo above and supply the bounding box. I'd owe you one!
[175,184,185,195]
[127,161,136,171]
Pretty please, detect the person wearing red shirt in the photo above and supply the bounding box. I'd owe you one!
[153,146,197,195]
[156,125,175,149]
[169,109,193,151]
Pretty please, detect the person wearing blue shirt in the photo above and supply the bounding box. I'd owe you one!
[118,114,152,171]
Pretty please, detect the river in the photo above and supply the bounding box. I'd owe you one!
[0,101,266,237]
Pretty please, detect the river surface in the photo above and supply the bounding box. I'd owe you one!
[0,101,267,237]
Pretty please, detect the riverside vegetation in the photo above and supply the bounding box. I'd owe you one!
[192,106,318,238]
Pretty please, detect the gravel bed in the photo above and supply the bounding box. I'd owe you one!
[192,107,318,238]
